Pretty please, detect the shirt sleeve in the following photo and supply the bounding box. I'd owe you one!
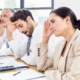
[8,29,28,58]
[0,47,13,56]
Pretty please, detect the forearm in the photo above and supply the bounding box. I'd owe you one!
[8,34,27,58]
[8,40,26,58]
[7,34,13,41]
[36,43,53,71]
[42,37,49,44]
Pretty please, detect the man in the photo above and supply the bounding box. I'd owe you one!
[10,9,64,65]
[10,9,43,65]
[0,8,27,58]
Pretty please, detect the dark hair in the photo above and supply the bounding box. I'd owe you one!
[50,7,80,30]
[3,8,15,14]
[10,9,34,22]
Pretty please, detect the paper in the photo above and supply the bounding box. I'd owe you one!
[0,69,50,80]
[0,60,26,67]
[0,56,15,67]
[33,77,50,80]
[0,56,15,64]
[0,56,28,67]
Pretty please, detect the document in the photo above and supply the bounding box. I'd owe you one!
[0,56,29,71]
[0,56,15,64]
[0,69,50,80]
[32,77,50,80]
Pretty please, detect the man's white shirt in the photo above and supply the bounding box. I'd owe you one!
[0,28,28,58]
[21,24,43,65]
[21,24,64,65]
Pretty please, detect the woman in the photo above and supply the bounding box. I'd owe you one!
[36,7,80,80]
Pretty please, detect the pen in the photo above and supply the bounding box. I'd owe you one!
[26,76,45,80]
[13,71,21,76]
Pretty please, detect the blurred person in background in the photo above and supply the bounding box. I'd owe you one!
[0,8,27,58]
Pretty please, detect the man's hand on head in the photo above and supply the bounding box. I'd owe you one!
[0,24,5,36]
[7,22,17,41]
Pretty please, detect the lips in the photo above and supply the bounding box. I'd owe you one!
[24,31,27,34]
[22,31,27,34]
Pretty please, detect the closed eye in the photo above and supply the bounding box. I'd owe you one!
[18,24,23,28]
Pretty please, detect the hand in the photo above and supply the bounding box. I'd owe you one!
[0,16,4,36]
[42,19,53,43]
[45,67,54,72]
[0,24,5,36]
[7,22,17,41]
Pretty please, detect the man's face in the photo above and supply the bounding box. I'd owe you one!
[1,10,12,27]
[16,19,34,37]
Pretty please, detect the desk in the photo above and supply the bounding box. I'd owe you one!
[16,58,44,74]
[0,56,44,74]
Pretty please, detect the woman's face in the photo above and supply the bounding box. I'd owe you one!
[49,13,69,37]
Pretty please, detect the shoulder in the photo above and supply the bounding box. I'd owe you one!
[70,33,80,56]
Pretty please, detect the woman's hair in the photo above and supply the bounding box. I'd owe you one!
[50,7,80,30]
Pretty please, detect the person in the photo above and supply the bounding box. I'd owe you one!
[10,9,44,65]
[10,9,63,65]
[0,8,27,58]
[36,7,80,80]
[0,15,5,48]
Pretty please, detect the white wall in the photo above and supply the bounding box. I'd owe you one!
[54,0,80,19]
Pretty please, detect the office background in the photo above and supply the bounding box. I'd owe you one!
[0,0,80,24]
[0,0,54,25]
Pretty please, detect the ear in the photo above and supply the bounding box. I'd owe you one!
[26,16,31,22]
[64,16,71,24]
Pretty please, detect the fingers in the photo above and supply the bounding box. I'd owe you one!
[11,21,18,28]
[44,19,50,29]
[7,21,18,29]
[46,19,50,28]
[11,21,17,25]
[44,20,46,28]
[7,22,17,32]
[45,67,53,72]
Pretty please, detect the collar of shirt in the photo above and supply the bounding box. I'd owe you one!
[32,24,42,37]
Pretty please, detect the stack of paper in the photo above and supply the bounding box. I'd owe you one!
[0,56,15,64]
[0,56,29,71]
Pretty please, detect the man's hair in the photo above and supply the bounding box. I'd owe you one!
[10,9,34,22]
[3,8,15,14]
